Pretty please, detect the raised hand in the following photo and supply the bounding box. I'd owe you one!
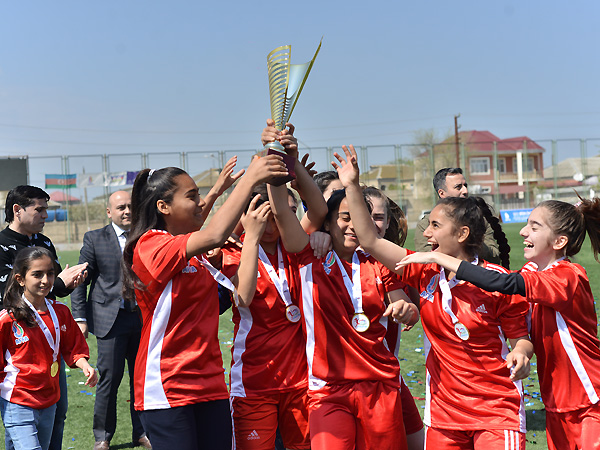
[241,194,271,241]
[57,262,89,289]
[261,119,298,158]
[213,156,245,195]
[245,154,289,185]
[290,153,317,191]
[331,145,359,188]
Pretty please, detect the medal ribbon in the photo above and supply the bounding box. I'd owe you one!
[22,295,60,364]
[334,251,363,315]
[199,256,236,292]
[258,243,293,308]
[439,255,478,325]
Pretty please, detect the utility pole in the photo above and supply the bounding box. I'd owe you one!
[454,114,461,167]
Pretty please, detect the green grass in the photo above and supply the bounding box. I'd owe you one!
[4,228,599,449]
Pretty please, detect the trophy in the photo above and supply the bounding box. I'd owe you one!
[261,39,322,185]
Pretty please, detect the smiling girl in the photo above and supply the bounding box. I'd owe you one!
[400,198,600,449]
[335,145,532,450]
[121,156,288,450]
[0,247,96,450]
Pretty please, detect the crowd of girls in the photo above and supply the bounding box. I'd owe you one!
[5,121,598,450]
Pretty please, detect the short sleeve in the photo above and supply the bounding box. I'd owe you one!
[134,231,190,285]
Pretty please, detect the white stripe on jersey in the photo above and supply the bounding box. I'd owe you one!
[143,280,173,409]
[424,334,432,427]
[556,310,600,404]
[230,306,253,397]
[380,316,390,352]
[498,326,527,433]
[299,264,326,390]
[504,429,521,449]
[0,350,18,401]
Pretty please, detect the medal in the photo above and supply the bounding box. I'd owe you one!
[50,360,59,377]
[285,305,301,323]
[352,313,370,332]
[258,244,300,325]
[454,322,470,341]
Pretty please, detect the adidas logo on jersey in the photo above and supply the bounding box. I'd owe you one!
[182,264,197,274]
[247,430,260,441]
[476,304,488,314]
[61,325,67,332]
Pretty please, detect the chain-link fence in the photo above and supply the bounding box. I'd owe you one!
[3,136,599,244]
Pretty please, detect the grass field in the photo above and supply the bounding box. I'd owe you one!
[2,222,598,449]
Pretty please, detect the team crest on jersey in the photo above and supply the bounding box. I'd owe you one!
[323,251,336,275]
[12,322,29,345]
[181,263,198,274]
[420,274,439,303]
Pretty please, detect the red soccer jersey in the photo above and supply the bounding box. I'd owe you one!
[521,259,600,413]
[221,239,307,397]
[0,300,89,409]
[402,256,529,432]
[132,230,229,411]
[289,245,403,390]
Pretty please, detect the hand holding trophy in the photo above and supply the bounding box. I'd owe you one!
[261,39,322,185]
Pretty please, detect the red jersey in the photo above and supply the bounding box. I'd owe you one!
[403,256,529,432]
[132,230,229,411]
[221,239,307,397]
[521,259,600,413]
[289,245,403,390]
[0,300,89,409]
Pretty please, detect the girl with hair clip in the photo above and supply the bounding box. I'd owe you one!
[0,246,96,450]
[121,156,288,450]
[335,145,532,450]
[362,186,424,450]
[267,171,419,450]
[399,197,600,450]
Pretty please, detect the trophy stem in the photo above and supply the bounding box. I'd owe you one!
[260,141,296,186]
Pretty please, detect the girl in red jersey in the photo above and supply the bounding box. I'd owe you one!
[0,247,96,450]
[267,172,419,450]
[362,187,425,450]
[335,145,533,450]
[400,198,600,450]
[121,157,288,450]
[222,124,328,450]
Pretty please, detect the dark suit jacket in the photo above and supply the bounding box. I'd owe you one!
[71,224,124,339]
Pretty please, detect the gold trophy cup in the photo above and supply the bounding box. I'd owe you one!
[262,39,322,185]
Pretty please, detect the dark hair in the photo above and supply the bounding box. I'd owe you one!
[4,247,56,328]
[314,171,340,194]
[324,189,348,227]
[122,167,187,301]
[5,185,50,223]
[433,168,463,195]
[363,186,407,246]
[248,184,297,212]
[539,198,600,261]
[437,196,511,269]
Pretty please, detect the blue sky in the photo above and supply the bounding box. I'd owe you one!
[0,0,598,176]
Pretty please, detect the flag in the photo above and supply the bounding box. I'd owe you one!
[77,173,106,188]
[45,174,76,189]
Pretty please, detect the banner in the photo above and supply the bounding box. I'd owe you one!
[77,173,106,188]
[45,174,76,189]
[500,208,533,224]
[76,171,140,187]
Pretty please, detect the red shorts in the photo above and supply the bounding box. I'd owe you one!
[400,376,423,435]
[308,381,406,450]
[425,427,526,450]
[546,403,600,450]
[231,388,310,450]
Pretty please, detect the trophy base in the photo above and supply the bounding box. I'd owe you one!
[258,142,296,186]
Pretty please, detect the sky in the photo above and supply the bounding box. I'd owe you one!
[0,0,599,184]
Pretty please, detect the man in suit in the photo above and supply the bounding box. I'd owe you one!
[71,191,151,450]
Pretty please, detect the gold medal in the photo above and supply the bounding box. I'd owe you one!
[454,322,470,341]
[352,313,370,332]
[50,361,59,377]
[285,305,301,323]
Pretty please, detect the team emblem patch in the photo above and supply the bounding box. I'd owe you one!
[12,322,29,345]
[323,251,336,275]
[420,274,439,303]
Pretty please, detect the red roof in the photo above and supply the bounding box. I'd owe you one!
[49,191,80,202]
[444,130,544,152]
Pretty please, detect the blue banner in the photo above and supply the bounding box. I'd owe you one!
[500,208,533,223]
